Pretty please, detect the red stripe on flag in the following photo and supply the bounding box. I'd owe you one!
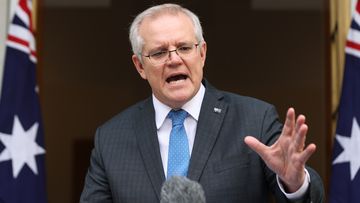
[19,0,31,17]
[346,40,360,51]
[8,35,29,47]
[18,0,34,31]
[8,35,37,57]
[31,50,37,58]
[357,1,360,13]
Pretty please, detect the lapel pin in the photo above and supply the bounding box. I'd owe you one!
[213,107,222,114]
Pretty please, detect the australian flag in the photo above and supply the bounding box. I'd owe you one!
[0,0,47,202]
[329,1,360,203]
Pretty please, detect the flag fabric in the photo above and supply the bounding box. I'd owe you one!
[0,0,47,202]
[329,1,360,202]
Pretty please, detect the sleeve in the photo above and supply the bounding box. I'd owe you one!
[278,167,325,203]
[260,105,325,203]
[79,128,113,203]
[277,169,310,200]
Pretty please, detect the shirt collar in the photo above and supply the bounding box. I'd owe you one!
[152,84,206,129]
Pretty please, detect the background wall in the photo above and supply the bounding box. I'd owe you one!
[40,0,329,202]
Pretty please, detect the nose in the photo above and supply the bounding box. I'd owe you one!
[167,49,182,64]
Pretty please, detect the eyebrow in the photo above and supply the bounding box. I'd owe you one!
[147,46,168,54]
[147,41,193,52]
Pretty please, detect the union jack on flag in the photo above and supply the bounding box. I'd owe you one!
[329,1,360,202]
[0,0,47,202]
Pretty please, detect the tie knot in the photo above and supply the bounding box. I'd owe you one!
[168,109,188,126]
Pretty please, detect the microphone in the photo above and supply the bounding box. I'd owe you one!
[160,176,206,203]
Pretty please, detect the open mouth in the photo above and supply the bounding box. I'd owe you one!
[166,74,188,83]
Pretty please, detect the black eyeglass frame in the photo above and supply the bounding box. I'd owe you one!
[142,43,200,64]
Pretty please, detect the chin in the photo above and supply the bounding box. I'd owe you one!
[160,93,186,106]
[167,95,193,108]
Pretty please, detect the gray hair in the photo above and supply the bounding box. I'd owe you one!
[129,3,204,63]
[160,176,206,203]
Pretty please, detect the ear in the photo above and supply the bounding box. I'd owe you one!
[132,54,147,80]
[199,41,207,65]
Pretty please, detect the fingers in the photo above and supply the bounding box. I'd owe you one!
[294,122,308,151]
[289,108,315,162]
[244,136,268,158]
[295,114,306,133]
[299,143,317,164]
[283,108,295,136]
[283,107,302,138]
[246,108,315,168]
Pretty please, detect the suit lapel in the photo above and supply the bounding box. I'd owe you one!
[135,98,165,200]
[188,87,228,181]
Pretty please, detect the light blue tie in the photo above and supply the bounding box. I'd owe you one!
[167,109,190,178]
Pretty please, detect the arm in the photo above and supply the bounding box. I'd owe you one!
[245,107,324,202]
[80,128,113,203]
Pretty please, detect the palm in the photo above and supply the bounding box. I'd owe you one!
[244,108,316,192]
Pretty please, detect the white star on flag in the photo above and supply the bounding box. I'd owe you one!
[333,117,360,180]
[0,115,46,178]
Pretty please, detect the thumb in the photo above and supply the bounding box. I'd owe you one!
[244,136,268,157]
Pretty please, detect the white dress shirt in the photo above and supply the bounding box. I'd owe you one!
[153,84,205,176]
[152,84,309,199]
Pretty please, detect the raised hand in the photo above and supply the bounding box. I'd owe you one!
[244,107,317,192]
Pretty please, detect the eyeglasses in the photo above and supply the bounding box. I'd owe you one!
[142,43,200,65]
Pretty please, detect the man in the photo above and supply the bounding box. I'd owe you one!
[80,3,324,203]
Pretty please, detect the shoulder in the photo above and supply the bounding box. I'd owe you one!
[203,79,274,110]
[98,97,151,132]
[208,86,275,112]
[204,84,283,143]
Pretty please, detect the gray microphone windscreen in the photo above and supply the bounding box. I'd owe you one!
[160,176,206,203]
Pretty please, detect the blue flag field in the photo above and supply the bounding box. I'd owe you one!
[329,1,360,202]
[0,0,47,202]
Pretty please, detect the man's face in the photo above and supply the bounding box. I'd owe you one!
[132,13,207,109]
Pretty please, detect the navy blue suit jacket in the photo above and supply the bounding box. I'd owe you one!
[80,80,324,203]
